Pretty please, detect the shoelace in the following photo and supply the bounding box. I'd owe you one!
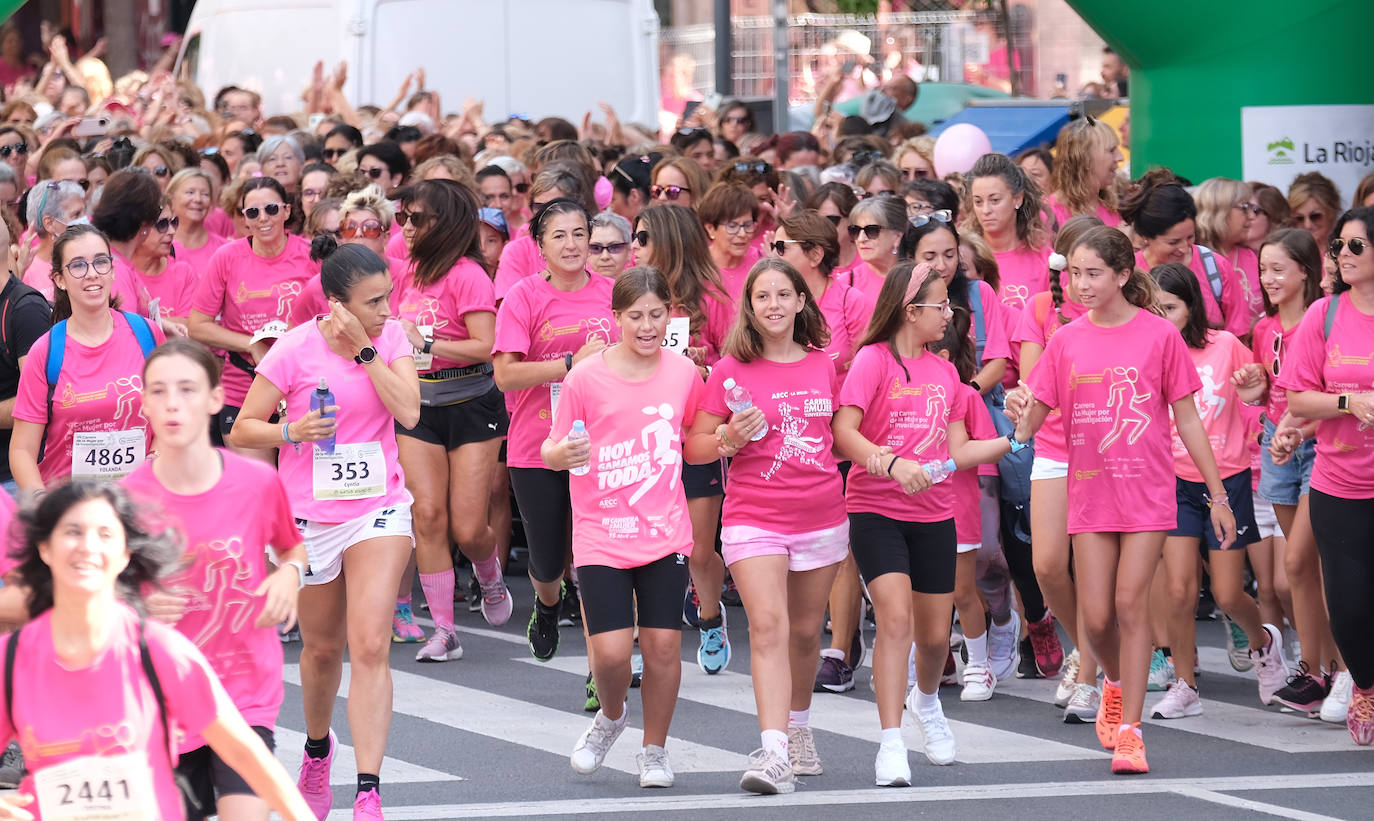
[300,752,329,792]
[642,747,669,771]
[1101,687,1124,727]
[920,712,953,743]
[424,629,454,652]
[792,728,818,762]
[355,789,381,813]
[1350,693,1374,722]
[702,626,726,653]
[481,579,507,605]
[751,749,791,778]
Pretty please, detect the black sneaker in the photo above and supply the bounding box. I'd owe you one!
[558,579,582,627]
[1016,637,1042,679]
[1273,662,1331,713]
[467,576,482,613]
[720,574,743,608]
[527,599,561,661]
[0,741,22,789]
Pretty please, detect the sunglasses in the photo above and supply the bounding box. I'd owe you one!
[154,216,180,233]
[64,254,114,279]
[732,161,770,175]
[76,178,90,191]
[850,150,885,167]
[151,165,169,178]
[723,115,751,125]
[397,209,435,230]
[321,147,348,161]
[651,184,690,201]
[1270,331,1283,379]
[824,214,843,227]
[360,166,386,180]
[848,223,887,240]
[589,241,629,255]
[241,202,284,220]
[0,142,27,158]
[1236,202,1263,217]
[908,209,953,229]
[1329,237,1370,258]
[676,126,710,140]
[514,182,530,194]
[769,239,805,255]
[198,147,219,157]
[900,167,931,181]
[632,230,649,246]
[341,219,384,239]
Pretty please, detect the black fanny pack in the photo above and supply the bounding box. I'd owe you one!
[419,362,495,407]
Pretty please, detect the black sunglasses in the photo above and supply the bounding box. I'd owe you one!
[847,224,887,240]
[397,209,436,230]
[1330,237,1370,258]
[154,216,180,233]
[632,230,649,246]
[361,166,386,180]
[824,214,843,227]
[850,150,885,167]
[241,203,283,220]
[151,165,169,178]
[322,147,349,160]
[732,161,771,175]
[589,242,629,255]
[0,142,28,158]
[514,182,530,194]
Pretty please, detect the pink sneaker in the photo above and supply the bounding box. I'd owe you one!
[391,603,424,643]
[1348,687,1374,746]
[353,787,384,820]
[479,576,513,626]
[297,730,335,819]
[1026,613,1065,677]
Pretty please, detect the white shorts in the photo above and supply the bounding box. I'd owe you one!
[1030,456,1068,481]
[297,499,414,586]
[1253,497,1280,540]
[956,542,980,555]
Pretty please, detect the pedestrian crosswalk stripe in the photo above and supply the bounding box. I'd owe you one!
[273,727,461,785]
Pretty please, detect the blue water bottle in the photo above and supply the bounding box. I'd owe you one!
[311,378,336,454]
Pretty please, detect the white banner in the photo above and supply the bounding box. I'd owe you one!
[1242,105,1374,204]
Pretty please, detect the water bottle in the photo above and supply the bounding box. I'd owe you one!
[722,378,767,441]
[568,420,590,476]
[920,458,958,484]
[311,378,336,455]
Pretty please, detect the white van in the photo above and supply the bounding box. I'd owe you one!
[177,0,661,125]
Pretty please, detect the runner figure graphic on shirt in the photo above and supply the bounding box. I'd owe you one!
[1098,366,1152,452]
[763,400,824,480]
[1195,364,1226,420]
[628,403,680,505]
[189,538,261,646]
[911,383,949,455]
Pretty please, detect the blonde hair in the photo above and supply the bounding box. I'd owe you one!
[1286,172,1341,225]
[1050,118,1119,217]
[166,167,213,199]
[1193,177,1251,252]
[893,136,935,170]
[340,183,396,230]
[651,156,710,202]
[411,155,477,196]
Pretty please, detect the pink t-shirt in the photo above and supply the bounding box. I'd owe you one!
[12,311,166,486]
[718,247,765,305]
[289,257,408,328]
[676,288,735,366]
[1015,291,1087,462]
[191,235,315,405]
[172,234,228,279]
[0,604,222,821]
[839,344,970,522]
[395,258,496,372]
[122,450,300,750]
[952,382,994,545]
[1277,293,1374,498]
[967,279,1015,365]
[385,229,408,261]
[817,278,870,372]
[493,274,618,468]
[21,257,52,301]
[133,259,199,323]
[204,208,235,239]
[1228,246,1263,322]
[494,230,543,301]
[701,351,845,533]
[1170,330,1253,482]
[549,350,703,569]
[1250,313,1298,423]
[1136,246,1250,338]
[1045,194,1121,229]
[1027,308,1201,533]
[254,319,413,522]
[843,260,886,308]
[992,244,1049,311]
[108,250,152,318]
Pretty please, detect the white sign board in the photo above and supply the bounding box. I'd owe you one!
[1242,105,1374,204]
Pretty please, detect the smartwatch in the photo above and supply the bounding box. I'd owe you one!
[1337,393,1352,414]
[970,379,982,393]
[565,352,574,373]
[354,345,378,365]
[284,560,307,590]
[1007,431,1032,453]
[421,337,433,354]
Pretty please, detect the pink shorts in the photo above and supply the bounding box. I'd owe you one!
[720,522,850,572]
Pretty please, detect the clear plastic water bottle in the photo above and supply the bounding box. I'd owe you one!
[921,458,958,484]
[311,378,336,455]
[722,378,767,441]
[568,420,590,476]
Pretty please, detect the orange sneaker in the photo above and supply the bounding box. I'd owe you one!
[1096,680,1124,749]
[1111,722,1149,774]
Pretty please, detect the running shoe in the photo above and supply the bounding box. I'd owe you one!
[1253,623,1288,706]
[279,624,301,644]
[1025,612,1065,677]
[1055,649,1082,707]
[698,610,730,674]
[1273,662,1329,713]
[1147,649,1175,692]
[1321,671,1354,724]
[814,649,854,693]
[571,708,627,774]
[527,600,561,662]
[1347,686,1374,746]
[960,660,995,702]
[987,616,1020,681]
[584,673,599,713]
[721,573,743,607]
[1152,678,1203,719]
[682,583,700,628]
[1097,680,1123,749]
[941,648,959,687]
[1221,613,1253,672]
[849,627,865,669]
[558,579,582,627]
[874,742,911,787]
[415,627,463,662]
[0,742,22,789]
[788,726,822,776]
[637,745,674,788]
[297,730,335,819]
[391,602,424,643]
[467,576,481,613]
[914,702,957,765]
[1064,683,1100,724]
[740,748,795,795]
[1111,723,1149,774]
[478,575,513,626]
[630,654,644,688]
[1016,638,1041,679]
[353,787,383,820]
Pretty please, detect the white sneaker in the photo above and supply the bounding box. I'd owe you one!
[1221,614,1254,672]
[739,748,795,795]
[874,742,911,787]
[1252,623,1289,706]
[915,703,957,765]
[1063,682,1100,724]
[960,661,995,702]
[1151,678,1203,719]
[1054,649,1081,707]
[636,745,674,788]
[571,708,627,774]
[1321,671,1355,724]
[987,615,1020,681]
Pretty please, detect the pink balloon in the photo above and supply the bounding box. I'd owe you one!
[933,123,993,177]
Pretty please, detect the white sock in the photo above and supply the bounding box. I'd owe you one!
[761,729,788,759]
[965,631,989,665]
[788,709,810,728]
[913,687,940,714]
[880,727,903,747]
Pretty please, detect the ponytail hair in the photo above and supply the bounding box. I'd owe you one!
[1069,225,1160,314]
[1048,214,1104,323]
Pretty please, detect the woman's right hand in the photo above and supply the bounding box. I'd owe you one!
[1349,392,1374,427]
[888,457,933,495]
[0,792,34,820]
[287,407,338,444]
[865,445,894,477]
[1003,380,1033,423]
[549,432,591,473]
[1268,425,1302,465]
[572,338,607,366]
[145,588,189,626]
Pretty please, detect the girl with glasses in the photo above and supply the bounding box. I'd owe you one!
[699,182,762,303]
[168,168,229,283]
[1195,177,1264,322]
[650,157,709,210]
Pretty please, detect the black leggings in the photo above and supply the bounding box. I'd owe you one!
[1000,497,1047,623]
[508,467,571,585]
[1308,490,1374,690]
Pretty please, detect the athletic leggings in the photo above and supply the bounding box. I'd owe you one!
[508,467,571,585]
[1000,496,1047,623]
[1308,491,1374,690]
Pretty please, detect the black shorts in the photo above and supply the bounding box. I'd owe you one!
[213,404,278,446]
[180,725,275,818]
[578,552,690,635]
[509,466,571,584]
[848,513,956,594]
[682,459,724,499]
[396,385,509,450]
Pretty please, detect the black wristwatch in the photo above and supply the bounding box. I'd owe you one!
[565,352,574,373]
[1337,393,1352,414]
[355,346,378,365]
[421,337,433,354]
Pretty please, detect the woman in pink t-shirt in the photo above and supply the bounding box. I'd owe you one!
[130,201,198,331]
[494,166,592,301]
[841,194,906,307]
[806,183,860,280]
[542,266,702,788]
[392,180,512,661]
[124,338,309,820]
[834,261,1026,786]
[1005,226,1236,774]
[1277,205,1374,745]
[1195,177,1264,323]
[0,480,314,821]
[169,168,228,282]
[11,225,166,495]
[1044,117,1123,229]
[700,182,762,303]
[1149,263,1285,720]
[19,179,84,301]
[684,258,846,794]
[88,170,159,323]
[773,211,868,371]
[228,244,421,817]
[964,153,1051,311]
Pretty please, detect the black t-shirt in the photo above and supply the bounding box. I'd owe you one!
[0,275,53,482]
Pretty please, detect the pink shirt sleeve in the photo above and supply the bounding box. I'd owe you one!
[492,286,534,357]
[1216,252,1252,338]
[191,242,231,317]
[1276,297,1331,394]
[974,280,1013,363]
[494,236,543,301]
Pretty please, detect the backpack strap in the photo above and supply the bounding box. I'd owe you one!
[1323,294,1339,339]
[968,280,987,367]
[37,320,69,463]
[4,628,19,733]
[1197,245,1223,303]
[122,311,158,357]
[138,616,201,812]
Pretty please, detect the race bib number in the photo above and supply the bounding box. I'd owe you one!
[413,325,435,371]
[312,441,386,500]
[549,381,562,418]
[34,752,157,820]
[72,430,146,479]
[662,317,690,355]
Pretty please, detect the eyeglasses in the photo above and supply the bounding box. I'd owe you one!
[848,223,887,240]
[1329,237,1369,258]
[1236,202,1263,217]
[483,192,512,206]
[906,200,934,217]
[154,216,180,234]
[850,150,884,167]
[514,182,530,194]
[651,185,690,201]
[589,241,629,255]
[824,214,843,227]
[76,178,90,191]
[908,209,953,229]
[302,188,324,199]
[397,209,435,231]
[64,254,114,279]
[732,161,770,175]
[632,230,649,246]
[0,142,28,158]
[910,298,953,316]
[769,239,805,255]
[360,166,386,180]
[341,219,384,239]
[241,202,284,220]
[723,115,751,125]
[900,167,930,181]
[151,165,169,178]
[1270,331,1283,379]
[721,220,757,235]
[321,147,348,161]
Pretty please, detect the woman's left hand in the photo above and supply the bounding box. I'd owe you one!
[321,300,372,356]
[865,445,894,477]
[254,564,301,633]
